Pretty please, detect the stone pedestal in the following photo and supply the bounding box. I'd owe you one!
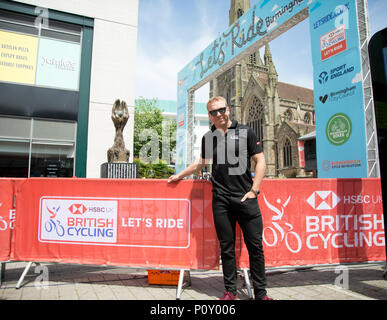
[100,162,138,179]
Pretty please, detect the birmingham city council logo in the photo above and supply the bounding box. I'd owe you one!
[326,113,352,146]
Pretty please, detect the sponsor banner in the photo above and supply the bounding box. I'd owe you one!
[309,0,368,178]
[39,197,190,248]
[13,179,218,270]
[320,24,347,61]
[39,198,119,245]
[237,179,386,268]
[0,30,38,85]
[8,177,384,270]
[0,29,81,91]
[0,179,14,261]
[309,0,361,58]
[35,38,81,91]
[0,179,26,261]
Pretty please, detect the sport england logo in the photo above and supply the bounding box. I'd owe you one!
[318,71,329,84]
[307,191,341,210]
[318,64,355,85]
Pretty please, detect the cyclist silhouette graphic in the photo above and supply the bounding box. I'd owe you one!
[262,194,302,253]
[44,205,65,237]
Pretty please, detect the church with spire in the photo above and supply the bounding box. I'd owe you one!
[209,0,316,178]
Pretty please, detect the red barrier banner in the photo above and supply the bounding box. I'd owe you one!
[13,178,218,270]
[10,178,386,270]
[0,179,17,261]
[237,178,386,268]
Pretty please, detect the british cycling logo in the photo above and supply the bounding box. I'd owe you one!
[40,198,117,244]
[262,194,302,253]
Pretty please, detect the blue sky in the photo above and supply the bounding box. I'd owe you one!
[135,0,387,103]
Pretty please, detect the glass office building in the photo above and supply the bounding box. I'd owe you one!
[0,0,138,178]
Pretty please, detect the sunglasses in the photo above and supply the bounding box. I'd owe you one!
[208,107,227,117]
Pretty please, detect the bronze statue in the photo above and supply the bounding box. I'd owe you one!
[107,99,130,163]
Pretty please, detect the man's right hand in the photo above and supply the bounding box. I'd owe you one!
[167,174,181,183]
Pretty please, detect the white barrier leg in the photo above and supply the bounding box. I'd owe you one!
[176,269,185,300]
[16,261,40,289]
[242,269,253,300]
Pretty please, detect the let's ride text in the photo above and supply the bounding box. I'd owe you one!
[121,217,184,229]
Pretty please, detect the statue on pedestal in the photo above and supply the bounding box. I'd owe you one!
[107,99,130,163]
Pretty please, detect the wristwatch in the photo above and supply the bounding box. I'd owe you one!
[250,188,260,197]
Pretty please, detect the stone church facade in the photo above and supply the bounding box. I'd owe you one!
[209,0,316,178]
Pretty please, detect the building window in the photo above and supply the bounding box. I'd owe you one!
[304,112,311,124]
[284,109,293,121]
[0,117,76,177]
[0,9,82,92]
[283,139,292,168]
[0,8,90,177]
[248,96,264,144]
[249,53,257,64]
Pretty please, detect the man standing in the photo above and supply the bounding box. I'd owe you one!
[168,96,271,300]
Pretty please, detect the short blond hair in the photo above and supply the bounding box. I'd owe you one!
[207,96,227,110]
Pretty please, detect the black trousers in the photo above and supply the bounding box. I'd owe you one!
[212,192,267,299]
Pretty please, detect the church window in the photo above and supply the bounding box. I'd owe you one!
[248,96,264,144]
[304,112,311,124]
[249,53,257,65]
[284,109,293,121]
[237,9,244,18]
[283,139,292,168]
[226,90,231,105]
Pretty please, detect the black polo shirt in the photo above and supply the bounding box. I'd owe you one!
[201,120,263,197]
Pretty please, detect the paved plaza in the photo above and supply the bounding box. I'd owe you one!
[0,261,386,301]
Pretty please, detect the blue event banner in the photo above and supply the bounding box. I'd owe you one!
[309,0,368,178]
[176,0,309,173]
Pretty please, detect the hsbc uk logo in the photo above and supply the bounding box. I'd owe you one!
[68,204,87,215]
[307,191,341,210]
